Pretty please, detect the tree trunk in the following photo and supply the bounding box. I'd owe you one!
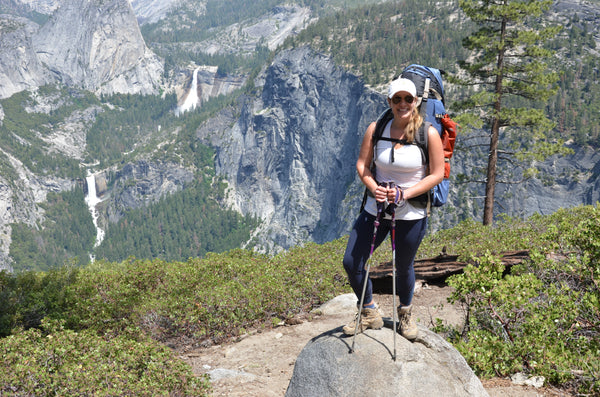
[483,16,507,226]
[483,118,500,225]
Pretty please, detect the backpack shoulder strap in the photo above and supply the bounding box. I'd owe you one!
[373,108,393,142]
[411,121,433,216]
[414,121,431,165]
[419,77,430,120]
[360,109,392,212]
[374,110,431,164]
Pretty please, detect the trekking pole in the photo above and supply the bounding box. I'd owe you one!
[350,200,384,354]
[389,194,398,362]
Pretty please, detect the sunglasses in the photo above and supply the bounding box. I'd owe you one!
[391,95,415,104]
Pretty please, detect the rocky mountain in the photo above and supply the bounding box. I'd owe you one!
[0,0,162,271]
[0,145,77,271]
[4,0,60,15]
[130,0,182,25]
[0,15,54,99]
[0,0,598,271]
[198,46,384,251]
[101,160,195,226]
[34,0,163,96]
[0,0,319,270]
[190,5,311,56]
[449,137,600,225]
[0,0,163,99]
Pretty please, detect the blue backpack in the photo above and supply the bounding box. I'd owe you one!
[402,64,457,207]
[400,64,446,136]
[360,64,457,212]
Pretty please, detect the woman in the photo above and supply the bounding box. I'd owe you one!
[342,77,444,340]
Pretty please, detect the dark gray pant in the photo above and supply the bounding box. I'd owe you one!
[343,210,427,307]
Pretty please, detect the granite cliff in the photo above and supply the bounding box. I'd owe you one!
[198,46,385,251]
[0,0,163,99]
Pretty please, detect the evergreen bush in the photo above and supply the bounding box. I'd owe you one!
[0,320,209,396]
[445,205,600,394]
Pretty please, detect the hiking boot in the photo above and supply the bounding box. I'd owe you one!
[397,305,418,340]
[343,305,384,335]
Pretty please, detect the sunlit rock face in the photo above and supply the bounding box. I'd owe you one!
[33,0,163,95]
[197,46,385,252]
[0,15,53,99]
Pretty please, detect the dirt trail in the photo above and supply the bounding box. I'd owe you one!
[180,282,570,397]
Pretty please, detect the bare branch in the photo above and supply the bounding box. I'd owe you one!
[497,150,517,156]
[496,177,532,185]
[497,155,519,164]
[455,179,487,185]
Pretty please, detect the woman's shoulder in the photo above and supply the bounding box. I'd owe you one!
[427,123,440,140]
[365,120,378,138]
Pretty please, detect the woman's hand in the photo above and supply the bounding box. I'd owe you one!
[374,184,398,203]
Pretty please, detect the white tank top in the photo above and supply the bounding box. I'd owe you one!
[364,120,427,220]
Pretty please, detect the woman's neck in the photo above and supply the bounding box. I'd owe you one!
[390,118,409,139]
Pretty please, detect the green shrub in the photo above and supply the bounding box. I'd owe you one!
[446,204,600,394]
[62,241,350,343]
[0,320,209,396]
[0,266,79,337]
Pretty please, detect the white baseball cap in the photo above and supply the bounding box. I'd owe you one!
[388,78,417,99]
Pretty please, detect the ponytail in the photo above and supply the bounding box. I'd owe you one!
[404,108,423,144]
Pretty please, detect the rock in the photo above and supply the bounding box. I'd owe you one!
[185,5,311,56]
[0,15,53,99]
[511,372,545,388]
[104,160,195,223]
[39,105,103,160]
[0,0,163,99]
[94,174,108,197]
[208,368,256,382]
[32,0,163,96]
[130,0,181,25]
[285,325,489,397]
[315,293,358,316]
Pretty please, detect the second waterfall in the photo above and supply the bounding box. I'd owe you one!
[85,172,105,256]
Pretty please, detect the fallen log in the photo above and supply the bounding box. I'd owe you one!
[371,250,530,293]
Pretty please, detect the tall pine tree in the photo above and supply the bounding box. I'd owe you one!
[456,0,569,225]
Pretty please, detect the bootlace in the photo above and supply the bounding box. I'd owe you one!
[399,309,412,328]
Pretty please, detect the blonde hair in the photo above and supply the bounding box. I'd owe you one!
[404,108,423,144]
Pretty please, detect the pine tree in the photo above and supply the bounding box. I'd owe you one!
[456,0,570,225]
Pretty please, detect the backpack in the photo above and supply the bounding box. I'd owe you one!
[360,64,457,212]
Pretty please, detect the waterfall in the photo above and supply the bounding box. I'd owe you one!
[85,172,105,256]
[177,67,200,115]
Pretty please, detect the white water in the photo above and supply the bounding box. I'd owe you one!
[177,67,200,115]
[85,173,105,256]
